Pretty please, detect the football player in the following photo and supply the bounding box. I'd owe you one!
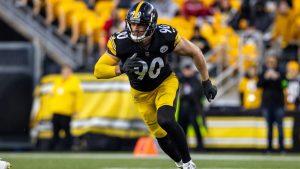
[94,1,217,169]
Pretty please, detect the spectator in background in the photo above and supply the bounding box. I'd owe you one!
[102,8,123,48]
[285,61,300,111]
[115,0,132,9]
[271,0,297,62]
[286,17,300,61]
[229,0,252,30]
[287,61,300,152]
[240,20,261,70]
[212,0,231,13]
[252,1,274,33]
[83,0,96,9]
[229,0,274,31]
[49,65,83,150]
[177,59,205,152]
[211,0,237,23]
[190,26,211,54]
[239,65,262,111]
[182,0,214,19]
[257,55,286,153]
[150,0,179,19]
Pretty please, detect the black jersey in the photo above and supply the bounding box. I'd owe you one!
[107,24,181,91]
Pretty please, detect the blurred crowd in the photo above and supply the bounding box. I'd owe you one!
[11,0,300,152]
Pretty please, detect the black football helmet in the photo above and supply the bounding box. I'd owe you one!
[125,1,158,43]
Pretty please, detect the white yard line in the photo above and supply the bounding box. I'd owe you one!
[102,168,249,169]
[202,168,248,169]
[102,168,154,169]
[102,168,171,169]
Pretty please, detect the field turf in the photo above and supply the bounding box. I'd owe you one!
[0,152,299,169]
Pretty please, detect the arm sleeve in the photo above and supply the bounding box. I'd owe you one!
[94,52,119,79]
[107,36,117,56]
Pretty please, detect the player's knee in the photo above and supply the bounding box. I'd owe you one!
[157,117,174,129]
[145,121,168,138]
[157,105,176,128]
[152,127,167,138]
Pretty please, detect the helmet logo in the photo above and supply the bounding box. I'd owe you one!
[130,11,141,21]
[160,45,168,53]
[134,11,141,19]
[131,1,144,20]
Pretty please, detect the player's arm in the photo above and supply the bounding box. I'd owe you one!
[94,52,122,79]
[94,35,123,79]
[174,38,209,81]
[174,36,217,102]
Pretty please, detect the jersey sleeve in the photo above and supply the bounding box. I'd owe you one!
[106,35,117,56]
[168,26,182,50]
[173,29,182,47]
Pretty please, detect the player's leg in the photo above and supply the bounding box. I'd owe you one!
[130,87,182,165]
[156,134,182,165]
[155,73,195,167]
[157,105,191,163]
[135,102,182,163]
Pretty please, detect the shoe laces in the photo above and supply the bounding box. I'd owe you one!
[175,161,183,169]
[183,161,196,169]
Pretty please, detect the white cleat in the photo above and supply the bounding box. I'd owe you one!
[175,160,183,169]
[183,160,196,169]
[0,160,11,169]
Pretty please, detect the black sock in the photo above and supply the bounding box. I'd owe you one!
[157,106,191,163]
[156,135,181,162]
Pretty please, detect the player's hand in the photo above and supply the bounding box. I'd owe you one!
[121,53,143,76]
[202,79,217,102]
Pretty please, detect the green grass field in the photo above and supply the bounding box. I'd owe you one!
[0,152,300,169]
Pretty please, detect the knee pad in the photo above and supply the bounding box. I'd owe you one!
[146,121,167,138]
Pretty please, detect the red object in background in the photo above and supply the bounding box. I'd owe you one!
[182,0,213,18]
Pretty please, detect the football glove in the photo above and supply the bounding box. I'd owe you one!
[202,79,217,102]
[121,53,143,77]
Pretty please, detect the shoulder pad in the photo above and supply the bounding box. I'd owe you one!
[156,24,181,46]
[107,30,131,56]
[113,30,131,41]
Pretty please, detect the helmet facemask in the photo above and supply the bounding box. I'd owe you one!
[126,20,155,43]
